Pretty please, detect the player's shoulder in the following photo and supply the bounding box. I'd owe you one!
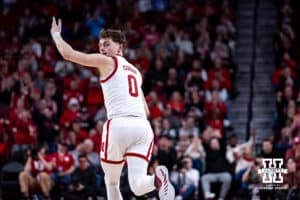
[117,56,140,74]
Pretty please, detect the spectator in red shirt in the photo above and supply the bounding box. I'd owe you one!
[272,65,295,90]
[143,25,160,48]
[19,146,53,199]
[285,136,300,169]
[275,157,300,199]
[147,91,164,119]
[10,99,37,154]
[204,90,227,122]
[51,141,75,188]
[207,109,225,134]
[167,90,185,116]
[85,76,104,116]
[59,97,81,128]
[208,58,231,86]
[63,79,85,107]
[67,118,89,148]
[89,120,103,153]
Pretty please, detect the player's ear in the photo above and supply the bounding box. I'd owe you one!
[117,44,123,54]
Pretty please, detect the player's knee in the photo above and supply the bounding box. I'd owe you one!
[104,175,119,186]
[129,178,144,196]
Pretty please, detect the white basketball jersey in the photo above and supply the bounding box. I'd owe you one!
[100,55,146,119]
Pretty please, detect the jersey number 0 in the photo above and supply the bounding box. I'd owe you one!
[128,75,138,97]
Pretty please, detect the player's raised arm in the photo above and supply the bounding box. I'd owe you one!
[50,17,113,71]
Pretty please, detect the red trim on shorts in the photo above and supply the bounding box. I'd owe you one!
[124,140,153,163]
[104,119,112,160]
[124,153,149,162]
[101,158,124,164]
[100,56,118,83]
[146,141,153,160]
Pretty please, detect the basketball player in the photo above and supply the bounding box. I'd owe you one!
[50,17,175,200]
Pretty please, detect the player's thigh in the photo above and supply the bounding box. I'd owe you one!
[101,162,124,184]
[100,119,125,162]
[125,118,154,162]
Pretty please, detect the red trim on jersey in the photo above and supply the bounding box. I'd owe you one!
[104,119,112,160]
[101,158,124,164]
[100,56,118,83]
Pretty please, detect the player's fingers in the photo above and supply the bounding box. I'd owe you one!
[58,18,62,31]
[51,17,55,27]
[53,17,57,27]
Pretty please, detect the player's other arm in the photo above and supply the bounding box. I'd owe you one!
[50,17,113,71]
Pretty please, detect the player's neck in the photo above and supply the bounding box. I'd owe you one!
[114,52,123,57]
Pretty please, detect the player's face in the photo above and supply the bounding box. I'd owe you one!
[99,38,122,57]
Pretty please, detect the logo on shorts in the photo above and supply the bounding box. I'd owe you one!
[258,158,288,183]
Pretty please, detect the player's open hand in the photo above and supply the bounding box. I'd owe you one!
[51,17,62,38]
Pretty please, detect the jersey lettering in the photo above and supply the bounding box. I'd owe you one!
[128,75,138,97]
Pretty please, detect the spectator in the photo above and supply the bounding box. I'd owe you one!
[226,130,255,174]
[59,97,81,128]
[156,135,177,171]
[259,138,279,158]
[34,106,60,152]
[67,118,89,147]
[275,157,300,199]
[285,136,300,169]
[10,98,37,155]
[160,117,177,140]
[51,141,75,188]
[167,91,185,116]
[63,79,84,107]
[85,9,105,40]
[19,146,53,199]
[147,91,164,119]
[71,139,100,168]
[186,59,207,91]
[41,80,58,117]
[184,135,206,173]
[171,156,199,200]
[204,90,227,124]
[201,138,231,200]
[179,116,200,138]
[89,120,103,153]
[240,157,263,199]
[62,153,97,200]
[0,75,15,106]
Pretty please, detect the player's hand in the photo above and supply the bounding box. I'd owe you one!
[51,17,62,38]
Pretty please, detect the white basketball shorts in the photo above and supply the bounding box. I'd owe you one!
[100,117,154,164]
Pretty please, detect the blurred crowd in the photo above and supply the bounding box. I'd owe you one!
[2,0,297,200]
[270,0,300,199]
